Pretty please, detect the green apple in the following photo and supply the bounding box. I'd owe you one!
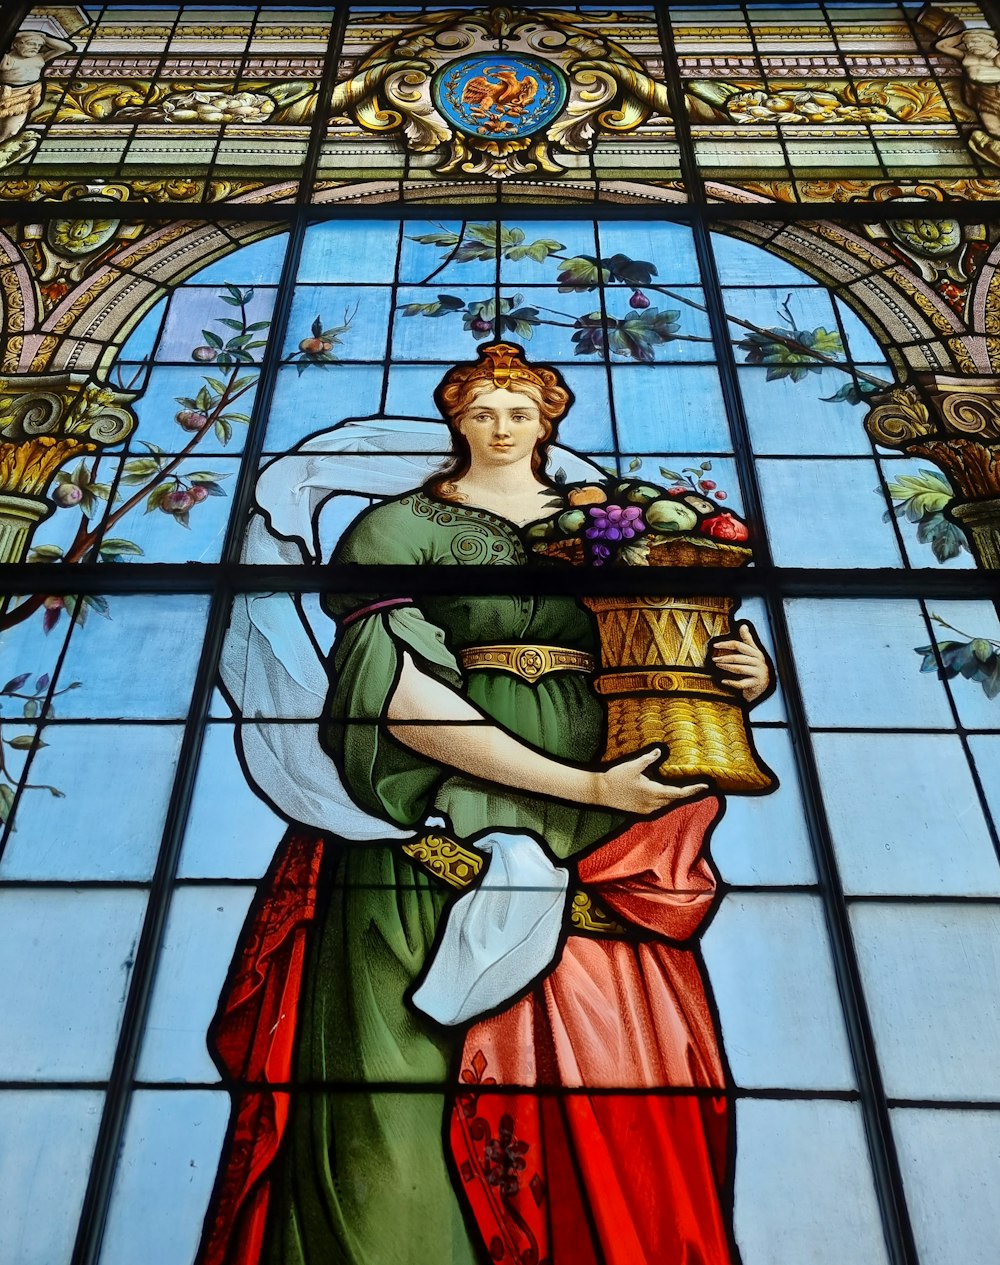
[646,497,699,532]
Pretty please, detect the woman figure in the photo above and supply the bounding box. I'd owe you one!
[200,343,771,1265]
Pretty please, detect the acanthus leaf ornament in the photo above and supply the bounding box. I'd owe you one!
[330,7,671,179]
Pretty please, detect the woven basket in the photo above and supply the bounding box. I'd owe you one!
[538,534,774,793]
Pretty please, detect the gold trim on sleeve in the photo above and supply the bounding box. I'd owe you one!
[459,644,595,682]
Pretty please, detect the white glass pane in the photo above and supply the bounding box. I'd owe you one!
[0,889,147,1081]
[0,1090,104,1265]
[785,599,955,729]
[99,1090,230,1265]
[703,894,855,1089]
[851,904,1000,1100]
[893,1107,1000,1265]
[735,1099,890,1265]
[137,886,255,1082]
[813,733,1000,896]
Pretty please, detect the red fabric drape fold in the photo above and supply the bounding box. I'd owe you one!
[197,832,325,1265]
[449,795,735,1265]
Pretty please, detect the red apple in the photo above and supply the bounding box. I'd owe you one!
[701,512,749,542]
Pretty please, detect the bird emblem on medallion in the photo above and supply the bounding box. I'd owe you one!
[434,54,567,138]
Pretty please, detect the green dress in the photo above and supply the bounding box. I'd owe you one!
[262,491,619,1265]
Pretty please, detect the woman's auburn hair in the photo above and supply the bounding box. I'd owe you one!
[428,357,573,502]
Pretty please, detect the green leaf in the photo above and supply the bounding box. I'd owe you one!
[174,395,200,410]
[23,699,38,719]
[232,375,258,393]
[218,317,245,330]
[145,482,173,513]
[121,458,163,484]
[407,229,461,248]
[82,594,111,618]
[215,418,233,445]
[659,467,685,481]
[220,412,251,424]
[246,320,271,332]
[27,544,64,563]
[218,293,243,306]
[603,253,658,287]
[99,537,144,557]
[916,514,968,563]
[628,457,642,471]
[201,329,224,348]
[188,470,229,484]
[0,784,14,824]
[204,377,229,395]
[196,385,213,410]
[820,380,879,405]
[8,734,35,750]
[557,255,607,292]
[227,333,254,349]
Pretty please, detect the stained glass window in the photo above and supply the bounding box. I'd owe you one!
[1,4,999,1265]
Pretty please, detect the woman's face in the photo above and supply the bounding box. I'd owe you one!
[455,386,544,470]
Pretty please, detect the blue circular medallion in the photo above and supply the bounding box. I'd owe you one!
[433,55,567,139]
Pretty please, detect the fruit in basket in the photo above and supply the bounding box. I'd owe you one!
[701,512,749,542]
[646,497,698,532]
[568,485,607,507]
[682,493,717,516]
[625,483,662,506]
[557,508,587,535]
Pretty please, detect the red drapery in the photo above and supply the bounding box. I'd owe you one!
[198,797,734,1265]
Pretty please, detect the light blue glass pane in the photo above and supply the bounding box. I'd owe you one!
[612,365,731,452]
[735,1100,890,1265]
[968,736,1000,839]
[702,894,855,1089]
[892,1107,1000,1265]
[597,221,701,285]
[712,728,816,885]
[785,599,956,728]
[298,220,401,284]
[724,286,846,360]
[55,594,211,719]
[189,231,288,284]
[398,220,497,286]
[0,889,146,1079]
[97,456,239,564]
[157,285,277,363]
[316,494,381,561]
[0,723,183,881]
[263,364,384,451]
[138,886,255,1081]
[128,365,257,455]
[834,297,892,364]
[851,903,1000,1099]
[738,366,875,455]
[0,1090,104,1265]
[99,1090,230,1265]
[814,733,1000,896]
[0,616,70,717]
[498,220,597,286]
[930,600,1000,729]
[282,284,392,361]
[880,459,977,569]
[759,459,903,568]
[383,362,446,421]
[711,230,814,287]
[117,297,165,361]
[178,723,285,878]
[620,455,745,516]
[550,364,614,451]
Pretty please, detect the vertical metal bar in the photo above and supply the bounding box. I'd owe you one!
[656,7,921,1263]
[70,8,350,1263]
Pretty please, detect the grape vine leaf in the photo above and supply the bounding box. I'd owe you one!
[914,638,1000,699]
[884,469,968,563]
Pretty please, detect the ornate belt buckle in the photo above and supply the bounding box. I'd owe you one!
[514,645,546,679]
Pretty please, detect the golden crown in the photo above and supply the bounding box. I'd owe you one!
[466,342,546,390]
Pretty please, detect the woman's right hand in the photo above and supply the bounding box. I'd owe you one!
[589,748,708,816]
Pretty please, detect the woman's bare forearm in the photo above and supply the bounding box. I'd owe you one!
[387,652,597,805]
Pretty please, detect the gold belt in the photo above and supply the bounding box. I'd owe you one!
[460,643,595,682]
[402,831,625,937]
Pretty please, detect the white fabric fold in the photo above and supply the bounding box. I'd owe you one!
[410,830,569,1026]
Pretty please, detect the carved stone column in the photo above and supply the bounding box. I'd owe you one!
[0,374,136,564]
[866,376,1000,569]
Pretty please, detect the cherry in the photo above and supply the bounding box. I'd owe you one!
[191,346,217,362]
[175,409,209,432]
[470,317,493,333]
[43,596,65,611]
[629,290,650,309]
[53,484,83,508]
[699,479,716,491]
[715,490,727,500]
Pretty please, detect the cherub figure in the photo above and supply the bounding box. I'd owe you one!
[0,29,75,165]
[932,24,1000,164]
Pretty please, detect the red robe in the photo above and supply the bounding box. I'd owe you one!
[199,796,735,1265]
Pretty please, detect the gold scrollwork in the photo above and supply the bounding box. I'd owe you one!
[864,386,934,448]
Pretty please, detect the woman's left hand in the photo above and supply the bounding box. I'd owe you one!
[710,621,772,704]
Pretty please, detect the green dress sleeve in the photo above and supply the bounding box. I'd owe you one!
[322,497,464,828]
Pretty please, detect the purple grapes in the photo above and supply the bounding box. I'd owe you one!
[584,503,645,565]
